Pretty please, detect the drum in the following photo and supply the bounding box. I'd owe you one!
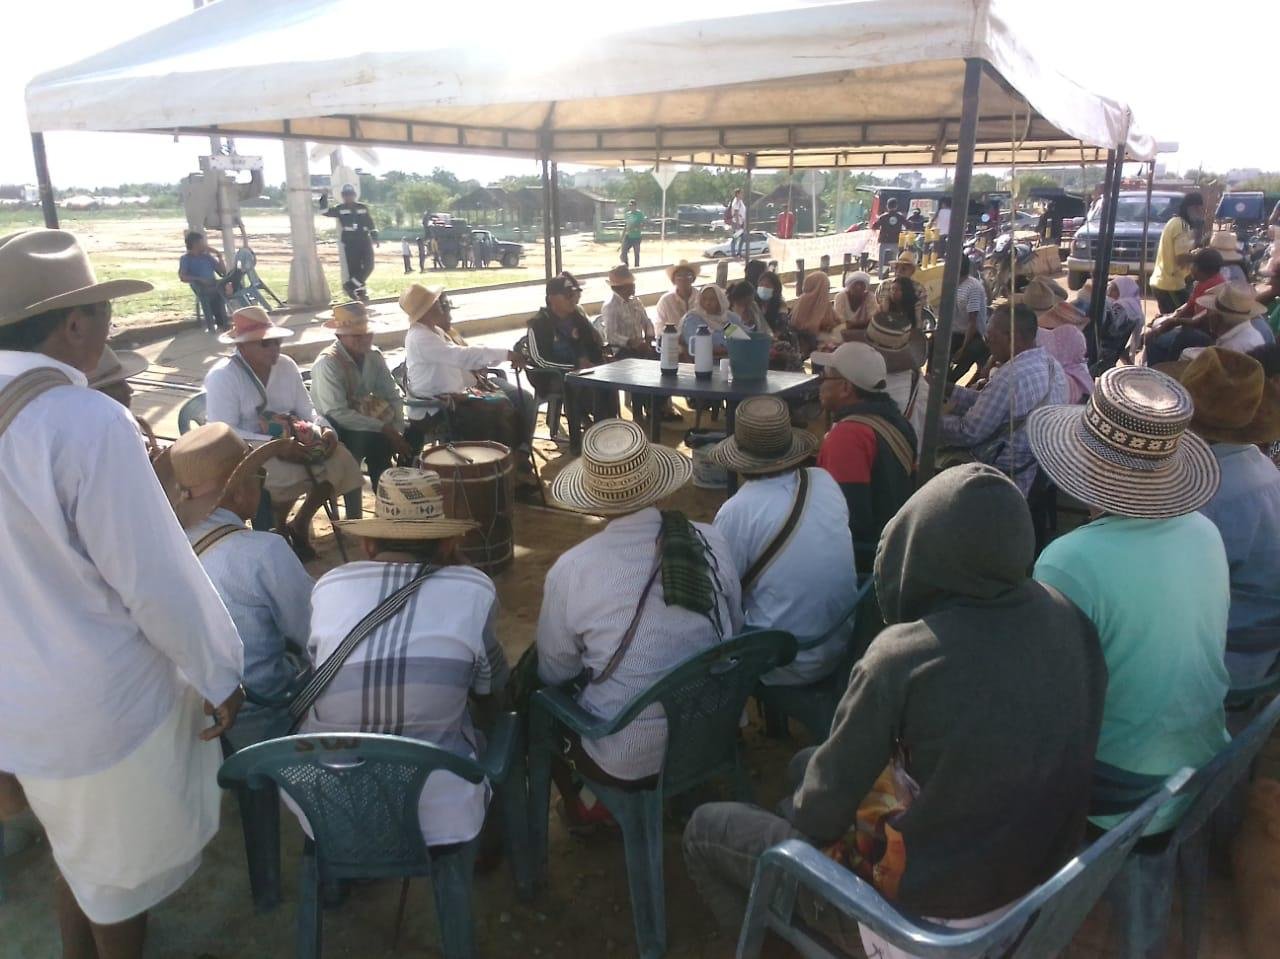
[418,441,514,573]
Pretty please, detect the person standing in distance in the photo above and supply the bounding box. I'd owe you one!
[320,183,380,301]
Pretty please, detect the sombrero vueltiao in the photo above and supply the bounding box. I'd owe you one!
[337,467,479,540]
[1027,366,1219,519]
[708,395,818,475]
[550,419,691,515]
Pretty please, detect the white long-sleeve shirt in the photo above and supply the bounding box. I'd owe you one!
[655,290,694,332]
[601,293,654,348]
[404,322,508,399]
[0,352,243,778]
[204,352,329,442]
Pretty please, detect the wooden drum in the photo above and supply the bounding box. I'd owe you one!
[417,441,514,573]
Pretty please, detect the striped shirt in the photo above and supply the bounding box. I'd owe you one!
[536,508,743,781]
[955,276,989,336]
[301,562,509,845]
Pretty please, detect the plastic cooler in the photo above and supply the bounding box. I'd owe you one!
[727,333,772,381]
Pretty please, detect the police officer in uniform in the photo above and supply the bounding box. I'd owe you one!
[320,183,379,300]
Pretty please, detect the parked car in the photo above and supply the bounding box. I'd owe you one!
[1065,190,1185,291]
[704,231,769,257]
[470,229,524,268]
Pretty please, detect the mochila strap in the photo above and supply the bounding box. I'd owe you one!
[192,524,247,556]
[839,414,916,476]
[0,368,73,440]
[740,467,810,593]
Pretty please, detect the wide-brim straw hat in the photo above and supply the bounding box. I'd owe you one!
[708,395,818,475]
[337,467,479,540]
[608,264,636,287]
[1156,348,1280,446]
[665,260,702,283]
[88,345,148,389]
[1197,281,1265,326]
[1018,276,1070,313]
[1027,366,1219,519]
[154,422,292,528]
[0,229,152,327]
[1207,231,1244,263]
[399,283,446,324]
[218,305,295,344]
[318,300,394,335]
[550,419,691,515]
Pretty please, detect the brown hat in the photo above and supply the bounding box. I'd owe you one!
[88,346,148,390]
[1197,281,1266,326]
[321,300,392,336]
[1019,275,1070,313]
[607,265,636,287]
[1157,348,1280,445]
[219,305,295,344]
[0,229,152,327]
[154,422,290,528]
[399,283,446,324]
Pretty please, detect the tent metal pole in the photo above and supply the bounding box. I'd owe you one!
[743,153,755,268]
[540,156,553,281]
[550,161,563,275]
[1139,158,1155,304]
[918,57,982,484]
[30,132,58,229]
[1089,145,1126,327]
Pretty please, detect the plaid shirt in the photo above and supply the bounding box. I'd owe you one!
[941,347,1068,495]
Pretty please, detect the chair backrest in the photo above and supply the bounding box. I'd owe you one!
[1226,669,1280,708]
[626,630,796,798]
[217,733,486,881]
[177,391,207,435]
[740,768,1189,959]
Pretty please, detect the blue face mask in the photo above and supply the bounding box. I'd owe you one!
[756,285,773,302]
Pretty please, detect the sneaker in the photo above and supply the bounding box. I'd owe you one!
[556,796,617,837]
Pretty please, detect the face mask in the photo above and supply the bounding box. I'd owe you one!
[756,286,773,302]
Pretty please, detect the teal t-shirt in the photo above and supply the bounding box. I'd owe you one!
[1034,512,1230,834]
[624,209,645,239]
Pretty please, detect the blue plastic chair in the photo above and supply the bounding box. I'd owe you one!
[756,576,878,742]
[736,769,1191,959]
[529,630,798,958]
[1100,692,1280,959]
[218,718,533,959]
[177,390,207,435]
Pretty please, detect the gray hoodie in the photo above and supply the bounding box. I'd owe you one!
[789,463,1106,918]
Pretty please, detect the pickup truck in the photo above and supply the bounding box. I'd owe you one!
[1065,190,1185,291]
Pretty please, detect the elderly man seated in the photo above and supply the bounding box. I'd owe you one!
[204,305,364,560]
[709,396,855,685]
[401,283,536,487]
[310,301,412,515]
[536,419,742,828]
[292,467,508,851]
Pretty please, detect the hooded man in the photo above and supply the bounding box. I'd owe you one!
[683,464,1106,957]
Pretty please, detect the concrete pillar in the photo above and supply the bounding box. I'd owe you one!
[283,140,330,307]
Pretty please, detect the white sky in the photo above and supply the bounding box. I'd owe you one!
[3,0,1277,188]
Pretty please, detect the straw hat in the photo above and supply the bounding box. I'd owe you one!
[550,419,691,515]
[320,300,392,336]
[155,422,291,528]
[336,467,479,540]
[1197,281,1265,326]
[607,265,636,287]
[893,252,917,273]
[1019,276,1070,313]
[218,305,295,344]
[399,283,446,324]
[1207,231,1244,263]
[88,345,148,390]
[866,311,914,352]
[708,396,818,475]
[1156,348,1280,446]
[0,229,152,327]
[1027,366,1219,519]
[665,260,701,283]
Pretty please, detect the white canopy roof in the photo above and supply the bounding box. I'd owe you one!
[26,0,1155,166]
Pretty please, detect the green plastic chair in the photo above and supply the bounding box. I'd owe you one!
[528,630,798,958]
[177,390,207,435]
[218,717,532,959]
[755,576,878,742]
[736,768,1191,959]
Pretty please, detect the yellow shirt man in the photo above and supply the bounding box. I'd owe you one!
[1150,217,1194,293]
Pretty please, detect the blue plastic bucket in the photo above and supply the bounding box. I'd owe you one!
[727,332,772,381]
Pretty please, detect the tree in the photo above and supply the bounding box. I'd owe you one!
[430,167,462,193]
[396,181,451,219]
[1012,172,1059,199]
[970,173,1002,193]
[1239,174,1280,194]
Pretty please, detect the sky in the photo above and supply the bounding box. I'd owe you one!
[3,0,1278,189]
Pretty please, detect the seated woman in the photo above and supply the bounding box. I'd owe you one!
[679,285,739,362]
[832,271,874,334]
[789,272,837,357]
[1039,324,1094,404]
[757,270,804,372]
[1094,276,1145,373]
[726,280,772,336]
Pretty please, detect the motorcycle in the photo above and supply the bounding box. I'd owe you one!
[981,231,1035,300]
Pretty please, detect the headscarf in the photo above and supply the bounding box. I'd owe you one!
[790,272,836,334]
[1039,324,1093,404]
[688,284,732,331]
[832,271,875,332]
[1109,276,1144,327]
[744,260,768,288]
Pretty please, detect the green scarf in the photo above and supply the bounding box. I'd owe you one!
[659,510,724,637]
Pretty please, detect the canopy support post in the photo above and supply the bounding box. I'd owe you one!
[550,161,563,275]
[918,57,982,485]
[30,132,58,229]
[1089,144,1126,327]
[1139,157,1155,304]
[540,156,553,281]
[743,153,755,268]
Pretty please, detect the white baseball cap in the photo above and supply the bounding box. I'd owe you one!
[811,342,888,392]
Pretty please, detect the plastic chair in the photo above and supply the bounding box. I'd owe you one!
[736,768,1191,959]
[177,390,207,435]
[1101,692,1280,959]
[529,630,798,958]
[218,718,532,959]
[512,335,571,444]
[755,576,878,742]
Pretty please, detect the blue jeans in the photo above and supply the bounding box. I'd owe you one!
[620,235,641,266]
[1145,326,1212,366]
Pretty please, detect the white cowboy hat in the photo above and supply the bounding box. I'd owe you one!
[550,419,691,515]
[665,260,702,283]
[399,283,447,324]
[336,467,479,540]
[0,229,152,327]
[1197,281,1266,326]
[708,395,817,475]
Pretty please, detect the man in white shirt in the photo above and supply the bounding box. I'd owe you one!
[932,197,953,259]
[709,396,856,685]
[538,419,742,826]
[729,189,748,257]
[299,468,508,849]
[656,261,699,331]
[601,264,656,357]
[1178,282,1269,361]
[399,283,536,485]
[204,305,364,559]
[0,229,244,958]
